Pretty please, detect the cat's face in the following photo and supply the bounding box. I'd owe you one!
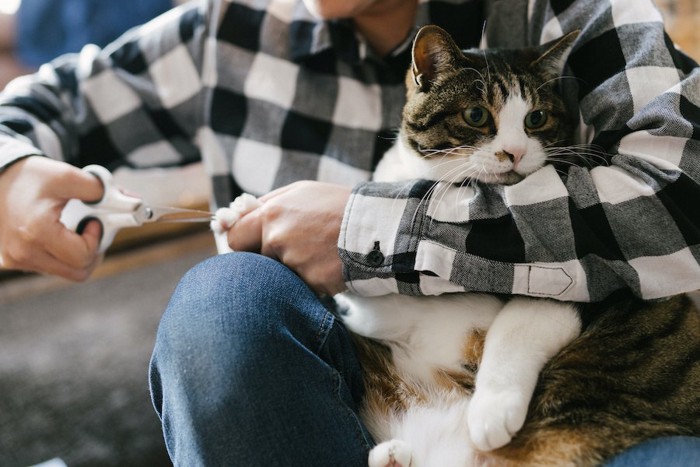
[401,26,578,185]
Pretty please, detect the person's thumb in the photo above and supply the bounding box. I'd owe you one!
[54,165,105,203]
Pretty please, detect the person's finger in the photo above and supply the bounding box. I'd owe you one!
[0,237,99,282]
[80,219,103,252]
[43,217,102,269]
[227,210,263,252]
[53,164,105,203]
[43,248,101,281]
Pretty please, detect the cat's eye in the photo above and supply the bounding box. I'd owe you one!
[525,110,548,129]
[463,106,490,128]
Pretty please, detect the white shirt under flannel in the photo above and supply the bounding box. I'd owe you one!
[0,0,699,302]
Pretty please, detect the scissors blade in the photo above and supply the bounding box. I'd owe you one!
[140,205,215,224]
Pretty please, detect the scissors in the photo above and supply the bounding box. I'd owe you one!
[60,165,215,253]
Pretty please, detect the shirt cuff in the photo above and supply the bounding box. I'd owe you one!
[0,136,44,172]
[338,182,395,295]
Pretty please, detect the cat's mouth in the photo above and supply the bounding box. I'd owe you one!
[428,171,525,186]
[421,151,533,186]
[468,170,526,186]
[440,170,527,185]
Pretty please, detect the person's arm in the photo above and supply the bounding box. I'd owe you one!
[0,0,211,278]
[0,0,208,172]
[339,0,700,302]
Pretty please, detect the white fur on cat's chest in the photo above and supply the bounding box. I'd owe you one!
[337,292,502,385]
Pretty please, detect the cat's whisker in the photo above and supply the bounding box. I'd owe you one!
[419,159,486,225]
[419,144,479,161]
[459,67,488,94]
[481,46,492,85]
[430,174,473,225]
[544,143,611,169]
[410,176,449,227]
[535,74,585,92]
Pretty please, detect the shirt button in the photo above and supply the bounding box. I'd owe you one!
[366,241,384,267]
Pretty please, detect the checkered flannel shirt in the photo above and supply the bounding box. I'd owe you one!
[0,0,698,302]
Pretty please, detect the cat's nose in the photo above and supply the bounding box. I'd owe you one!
[503,149,525,168]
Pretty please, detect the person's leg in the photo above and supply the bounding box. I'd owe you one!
[604,436,700,466]
[149,252,372,466]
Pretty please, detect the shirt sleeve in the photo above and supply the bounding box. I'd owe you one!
[0,0,209,172]
[338,0,700,302]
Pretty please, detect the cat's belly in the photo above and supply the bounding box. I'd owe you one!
[338,292,503,385]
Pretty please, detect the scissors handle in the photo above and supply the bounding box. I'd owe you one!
[60,165,143,253]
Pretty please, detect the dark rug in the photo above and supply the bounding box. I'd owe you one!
[0,245,212,467]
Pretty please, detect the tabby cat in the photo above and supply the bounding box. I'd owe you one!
[335,25,700,467]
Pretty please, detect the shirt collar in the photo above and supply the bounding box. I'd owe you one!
[287,1,335,63]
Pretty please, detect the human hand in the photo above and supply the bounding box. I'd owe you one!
[0,156,105,280]
[226,181,351,296]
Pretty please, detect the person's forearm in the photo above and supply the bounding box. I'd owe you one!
[0,0,209,171]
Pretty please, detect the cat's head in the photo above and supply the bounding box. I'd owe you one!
[401,25,579,185]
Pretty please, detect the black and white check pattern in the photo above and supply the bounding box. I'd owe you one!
[0,0,698,302]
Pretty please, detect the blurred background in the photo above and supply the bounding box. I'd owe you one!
[0,1,698,466]
[0,1,207,466]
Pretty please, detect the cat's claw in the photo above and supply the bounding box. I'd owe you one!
[468,389,528,452]
[369,439,412,467]
[211,193,262,254]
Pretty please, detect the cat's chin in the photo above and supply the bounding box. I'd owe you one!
[472,171,525,186]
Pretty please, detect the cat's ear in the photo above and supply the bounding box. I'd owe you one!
[411,25,462,91]
[531,30,580,79]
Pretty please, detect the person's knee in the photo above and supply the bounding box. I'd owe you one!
[158,252,300,355]
[152,252,328,381]
[151,253,306,412]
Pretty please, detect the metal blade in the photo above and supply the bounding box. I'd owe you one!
[140,205,215,224]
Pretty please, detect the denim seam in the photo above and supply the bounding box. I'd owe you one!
[314,308,336,356]
[331,369,374,454]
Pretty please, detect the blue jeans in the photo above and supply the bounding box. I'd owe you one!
[604,436,700,466]
[149,252,700,466]
[149,252,372,466]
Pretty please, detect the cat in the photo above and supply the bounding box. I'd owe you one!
[335,25,583,465]
[335,25,700,467]
[210,25,700,467]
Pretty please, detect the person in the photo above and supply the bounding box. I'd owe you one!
[0,0,699,465]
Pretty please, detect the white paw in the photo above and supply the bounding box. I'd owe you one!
[211,193,262,254]
[369,439,413,467]
[213,193,261,230]
[468,389,528,451]
[334,294,361,330]
[334,294,381,338]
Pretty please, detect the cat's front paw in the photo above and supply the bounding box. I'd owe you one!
[468,389,528,452]
[213,193,261,231]
[211,193,262,254]
[369,439,412,467]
